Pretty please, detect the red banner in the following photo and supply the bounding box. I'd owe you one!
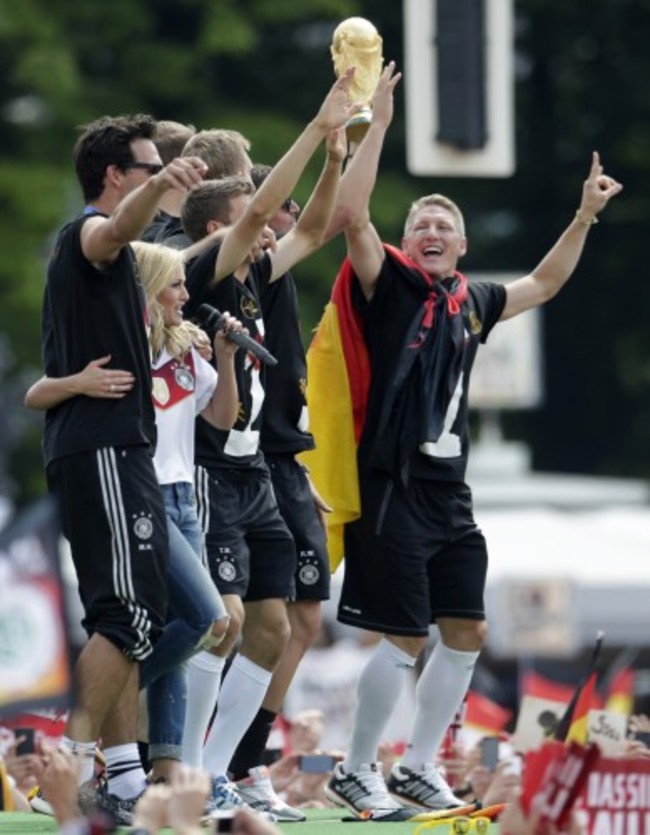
[581,757,650,835]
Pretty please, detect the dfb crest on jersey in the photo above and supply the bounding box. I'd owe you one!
[468,309,483,335]
[299,563,320,586]
[218,559,237,583]
[133,513,153,540]
[174,365,195,391]
[240,297,259,320]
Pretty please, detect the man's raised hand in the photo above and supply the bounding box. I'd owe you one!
[578,151,623,221]
[314,67,364,133]
[371,60,402,129]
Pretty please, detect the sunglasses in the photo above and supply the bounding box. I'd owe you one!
[415,816,490,835]
[123,162,164,176]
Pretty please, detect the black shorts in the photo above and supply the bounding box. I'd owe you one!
[47,447,168,661]
[339,471,487,637]
[194,464,296,601]
[266,454,330,602]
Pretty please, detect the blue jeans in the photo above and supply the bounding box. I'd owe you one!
[140,482,227,761]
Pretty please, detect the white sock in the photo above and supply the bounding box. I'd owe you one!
[202,653,272,778]
[103,743,146,799]
[59,737,95,785]
[344,638,417,771]
[182,651,226,767]
[401,641,479,770]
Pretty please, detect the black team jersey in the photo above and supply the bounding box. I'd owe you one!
[184,244,272,470]
[259,271,314,455]
[42,214,156,467]
[142,210,183,244]
[354,249,507,482]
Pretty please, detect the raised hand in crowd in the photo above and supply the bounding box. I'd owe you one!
[4,733,41,796]
[132,782,171,833]
[166,767,211,835]
[38,745,81,828]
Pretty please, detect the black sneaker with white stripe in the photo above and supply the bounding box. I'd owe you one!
[325,762,418,820]
[387,763,464,810]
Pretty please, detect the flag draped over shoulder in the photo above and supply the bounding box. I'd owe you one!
[301,246,468,572]
[300,258,370,572]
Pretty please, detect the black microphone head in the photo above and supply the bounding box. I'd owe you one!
[195,303,221,331]
[197,303,216,320]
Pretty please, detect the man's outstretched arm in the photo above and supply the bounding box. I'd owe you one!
[501,152,623,321]
[268,128,346,280]
[214,68,362,282]
[325,62,401,300]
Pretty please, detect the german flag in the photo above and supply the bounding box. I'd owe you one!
[300,258,370,572]
[554,631,604,743]
[522,671,576,705]
[464,690,513,735]
[605,667,635,717]
[565,671,599,744]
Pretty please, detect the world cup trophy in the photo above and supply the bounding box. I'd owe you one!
[330,17,383,145]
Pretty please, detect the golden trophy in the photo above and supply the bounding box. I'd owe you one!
[330,16,383,144]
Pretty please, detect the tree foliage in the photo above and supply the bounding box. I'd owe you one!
[1,0,650,504]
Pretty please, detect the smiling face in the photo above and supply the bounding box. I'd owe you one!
[157,264,189,327]
[401,204,467,280]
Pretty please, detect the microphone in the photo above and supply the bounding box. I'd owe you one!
[195,303,278,367]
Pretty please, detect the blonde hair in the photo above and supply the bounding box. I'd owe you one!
[130,241,195,362]
[182,129,251,179]
[154,120,196,165]
[403,194,466,237]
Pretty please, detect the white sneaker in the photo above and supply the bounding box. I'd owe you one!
[203,775,276,823]
[325,761,417,819]
[235,766,305,822]
[28,787,54,816]
[387,762,464,810]
[30,779,100,817]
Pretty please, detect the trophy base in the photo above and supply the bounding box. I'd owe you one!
[345,109,372,145]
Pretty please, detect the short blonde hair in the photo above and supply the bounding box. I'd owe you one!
[130,241,194,362]
[403,194,466,237]
[182,129,251,180]
[154,120,196,165]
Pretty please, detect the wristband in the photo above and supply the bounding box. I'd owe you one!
[575,209,599,226]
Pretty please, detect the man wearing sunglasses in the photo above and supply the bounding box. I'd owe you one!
[37,113,207,824]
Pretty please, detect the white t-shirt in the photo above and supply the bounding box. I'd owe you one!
[152,346,217,485]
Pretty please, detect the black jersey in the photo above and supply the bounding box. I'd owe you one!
[355,248,506,482]
[260,271,314,455]
[184,245,272,470]
[42,214,156,466]
[159,222,191,251]
[141,210,183,244]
